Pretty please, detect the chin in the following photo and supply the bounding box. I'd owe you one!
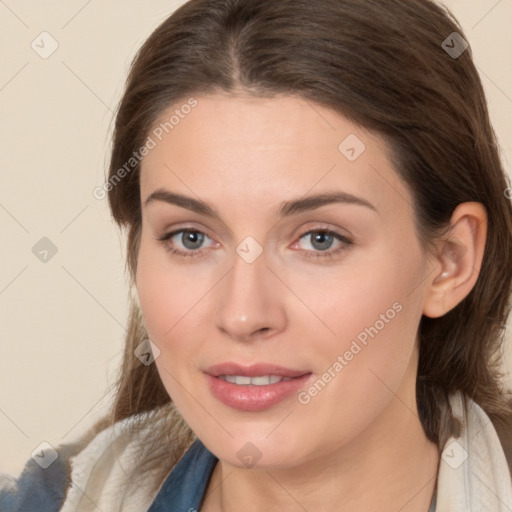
[203,431,311,470]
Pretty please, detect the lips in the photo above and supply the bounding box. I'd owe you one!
[205,362,309,379]
[204,362,313,412]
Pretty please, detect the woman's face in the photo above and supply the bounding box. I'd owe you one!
[136,93,434,468]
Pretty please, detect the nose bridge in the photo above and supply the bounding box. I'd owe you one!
[215,239,284,340]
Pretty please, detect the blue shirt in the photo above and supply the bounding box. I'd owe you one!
[148,439,218,511]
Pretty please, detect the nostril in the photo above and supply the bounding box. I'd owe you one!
[254,327,272,337]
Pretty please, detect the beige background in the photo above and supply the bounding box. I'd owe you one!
[1,0,511,477]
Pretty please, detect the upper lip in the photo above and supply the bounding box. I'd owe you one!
[205,362,310,378]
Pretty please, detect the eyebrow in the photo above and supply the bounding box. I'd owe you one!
[143,188,378,218]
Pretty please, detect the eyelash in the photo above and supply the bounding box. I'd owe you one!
[156,226,353,262]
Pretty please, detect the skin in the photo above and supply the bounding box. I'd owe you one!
[135,93,487,512]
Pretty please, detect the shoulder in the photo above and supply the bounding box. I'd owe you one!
[454,393,512,475]
[0,441,83,512]
[436,392,512,511]
[0,403,195,512]
[0,414,151,512]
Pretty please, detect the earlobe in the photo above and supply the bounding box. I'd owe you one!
[422,202,487,318]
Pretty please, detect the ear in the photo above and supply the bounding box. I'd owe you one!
[422,202,487,318]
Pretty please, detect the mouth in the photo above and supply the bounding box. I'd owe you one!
[204,362,313,411]
[217,374,293,385]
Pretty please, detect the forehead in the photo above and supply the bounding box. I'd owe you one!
[139,94,412,220]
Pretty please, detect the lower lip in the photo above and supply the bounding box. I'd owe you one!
[205,373,312,411]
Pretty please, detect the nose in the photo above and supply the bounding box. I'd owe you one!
[214,245,287,343]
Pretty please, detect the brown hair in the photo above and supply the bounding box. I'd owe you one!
[85,0,512,485]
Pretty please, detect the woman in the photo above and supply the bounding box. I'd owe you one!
[1,0,511,510]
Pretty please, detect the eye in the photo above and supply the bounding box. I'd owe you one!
[156,226,353,262]
[293,228,353,261]
[156,228,217,260]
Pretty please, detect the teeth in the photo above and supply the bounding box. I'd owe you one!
[219,375,293,385]
[247,375,269,385]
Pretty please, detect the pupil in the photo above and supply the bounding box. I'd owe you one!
[183,231,203,249]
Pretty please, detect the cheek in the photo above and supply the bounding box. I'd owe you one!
[135,239,211,393]
[294,236,422,360]
[297,248,426,433]
[136,250,171,340]
[290,239,423,354]
[136,240,199,339]
[135,246,194,403]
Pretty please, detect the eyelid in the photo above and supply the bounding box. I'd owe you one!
[295,227,352,245]
[292,221,353,240]
[156,222,350,243]
[157,222,217,242]
[156,226,218,249]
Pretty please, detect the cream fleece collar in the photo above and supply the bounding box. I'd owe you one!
[436,392,512,510]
